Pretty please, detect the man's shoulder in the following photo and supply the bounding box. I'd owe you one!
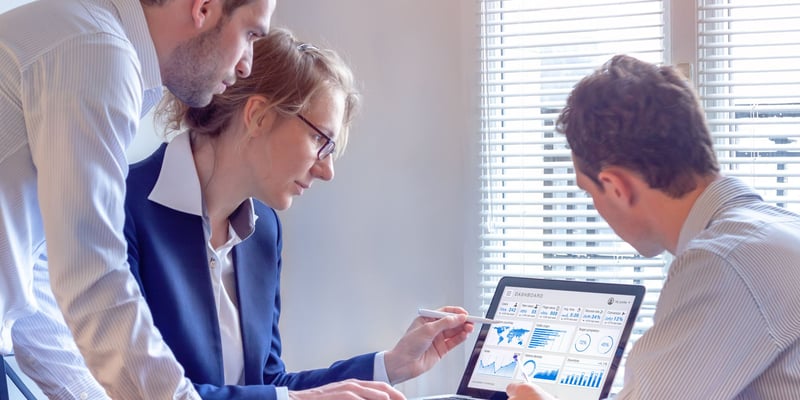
[0,0,140,82]
[681,201,800,303]
[690,202,800,255]
[1,0,130,46]
[713,201,800,238]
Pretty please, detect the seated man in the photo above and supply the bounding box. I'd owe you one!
[507,55,800,400]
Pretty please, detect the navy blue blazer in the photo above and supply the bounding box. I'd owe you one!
[124,144,375,399]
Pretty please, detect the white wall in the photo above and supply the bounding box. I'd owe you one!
[0,0,30,12]
[1,0,481,398]
[272,1,481,397]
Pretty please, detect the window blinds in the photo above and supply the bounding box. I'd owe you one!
[478,0,800,393]
[698,0,800,212]
[477,0,665,358]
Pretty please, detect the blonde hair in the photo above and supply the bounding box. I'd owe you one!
[156,27,360,155]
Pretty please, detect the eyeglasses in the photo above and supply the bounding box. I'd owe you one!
[297,114,336,160]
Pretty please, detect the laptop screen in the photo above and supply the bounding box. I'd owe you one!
[456,277,645,400]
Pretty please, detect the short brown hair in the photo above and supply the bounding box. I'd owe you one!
[140,0,254,16]
[556,54,719,198]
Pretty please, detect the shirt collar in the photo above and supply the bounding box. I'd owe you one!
[111,0,162,92]
[676,176,762,255]
[148,133,257,240]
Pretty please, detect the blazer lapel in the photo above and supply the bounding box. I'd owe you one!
[232,237,277,384]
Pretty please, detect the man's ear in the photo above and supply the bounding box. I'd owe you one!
[243,95,272,136]
[190,0,215,29]
[597,167,638,207]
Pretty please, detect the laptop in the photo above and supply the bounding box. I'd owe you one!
[421,276,645,400]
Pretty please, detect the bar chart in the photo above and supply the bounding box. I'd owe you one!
[527,324,573,352]
[558,358,608,389]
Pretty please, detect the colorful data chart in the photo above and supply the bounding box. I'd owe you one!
[570,327,620,356]
[518,353,564,382]
[558,358,608,389]
[486,321,533,349]
[560,370,604,388]
[475,348,519,378]
[527,323,574,353]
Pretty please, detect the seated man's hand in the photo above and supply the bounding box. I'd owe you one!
[288,379,405,400]
[506,382,558,400]
[384,306,474,384]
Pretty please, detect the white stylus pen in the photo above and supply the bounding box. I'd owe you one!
[417,308,505,325]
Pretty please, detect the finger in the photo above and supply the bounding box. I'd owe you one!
[429,312,468,330]
[507,382,524,396]
[440,321,472,339]
[434,334,467,358]
[437,305,468,316]
[433,307,478,336]
[292,380,408,400]
[430,326,473,357]
[342,379,406,400]
[506,382,548,400]
[441,320,475,337]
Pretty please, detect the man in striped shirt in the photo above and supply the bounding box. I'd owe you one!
[0,0,274,398]
[507,55,800,399]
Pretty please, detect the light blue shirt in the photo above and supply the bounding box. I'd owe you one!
[617,176,800,399]
[0,0,198,398]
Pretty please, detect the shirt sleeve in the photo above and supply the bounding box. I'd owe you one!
[615,249,780,399]
[373,351,391,384]
[24,33,199,400]
[275,386,289,400]
[11,250,110,400]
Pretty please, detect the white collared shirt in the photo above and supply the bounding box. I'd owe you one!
[205,228,246,385]
[0,0,198,398]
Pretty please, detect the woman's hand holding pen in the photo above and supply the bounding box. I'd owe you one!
[384,306,475,384]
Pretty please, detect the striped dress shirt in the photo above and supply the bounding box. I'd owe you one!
[0,0,199,398]
[616,177,800,399]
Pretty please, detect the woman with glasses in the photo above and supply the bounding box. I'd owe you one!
[123,28,474,399]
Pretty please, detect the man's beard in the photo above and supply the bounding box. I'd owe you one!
[162,19,227,108]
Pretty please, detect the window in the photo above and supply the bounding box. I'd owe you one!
[478,0,800,394]
[698,0,800,213]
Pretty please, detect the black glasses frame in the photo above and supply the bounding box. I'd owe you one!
[297,114,335,160]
